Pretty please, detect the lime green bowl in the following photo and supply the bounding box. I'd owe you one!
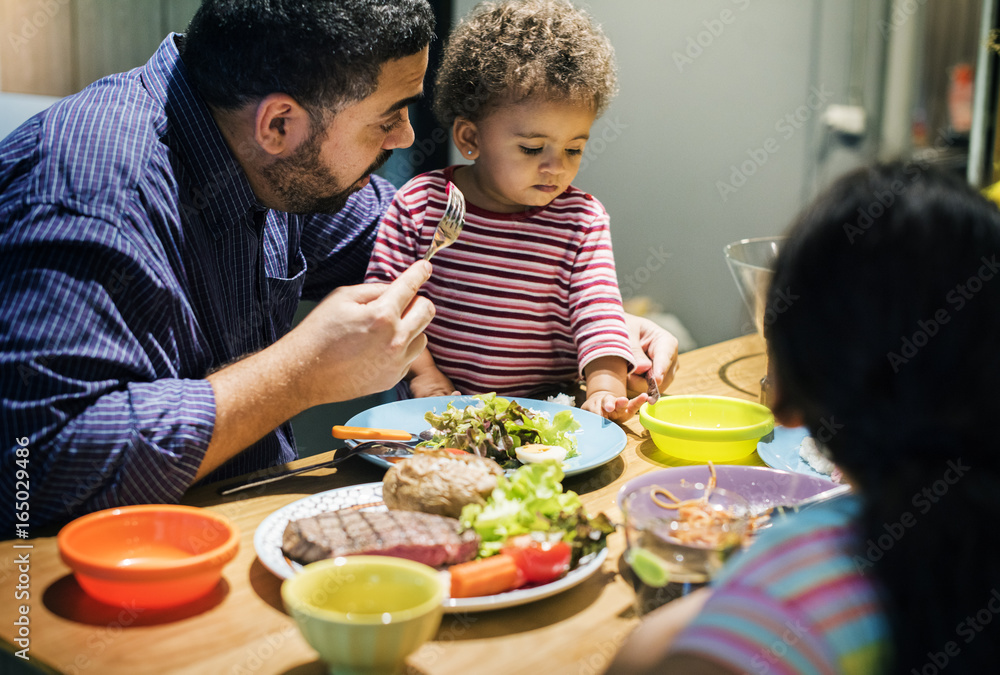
[282,556,444,675]
[639,395,774,462]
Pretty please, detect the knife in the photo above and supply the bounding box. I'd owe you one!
[217,441,414,496]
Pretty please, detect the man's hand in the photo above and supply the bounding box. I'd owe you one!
[289,260,436,406]
[199,261,434,480]
[625,314,680,394]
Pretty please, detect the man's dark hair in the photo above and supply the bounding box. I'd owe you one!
[181,0,435,117]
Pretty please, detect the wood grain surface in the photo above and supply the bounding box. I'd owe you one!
[1,334,766,675]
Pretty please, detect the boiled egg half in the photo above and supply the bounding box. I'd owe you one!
[515,443,568,464]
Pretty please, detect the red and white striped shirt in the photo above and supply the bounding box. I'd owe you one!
[366,167,633,398]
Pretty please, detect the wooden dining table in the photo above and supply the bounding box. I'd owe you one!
[1,333,769,675]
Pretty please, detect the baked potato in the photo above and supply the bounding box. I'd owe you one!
[382,449,502,518]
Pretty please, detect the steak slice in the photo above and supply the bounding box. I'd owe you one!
[281,508,480,568]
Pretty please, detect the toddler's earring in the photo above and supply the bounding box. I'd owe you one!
[467,150,473,155]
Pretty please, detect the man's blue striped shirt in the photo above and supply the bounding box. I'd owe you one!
[0,35,394,532]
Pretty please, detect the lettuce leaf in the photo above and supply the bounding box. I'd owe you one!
[459,462,613,560]
[422,393,581,464]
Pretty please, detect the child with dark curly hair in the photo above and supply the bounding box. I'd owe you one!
[366,0,646,421]
[605,161,1000,674]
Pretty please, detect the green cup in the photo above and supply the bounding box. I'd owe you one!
[282,556,445,675]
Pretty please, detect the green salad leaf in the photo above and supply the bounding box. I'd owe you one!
[421,393,581,466]
[459,462,615,562]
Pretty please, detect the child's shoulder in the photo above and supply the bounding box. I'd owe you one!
[394,168,452,201]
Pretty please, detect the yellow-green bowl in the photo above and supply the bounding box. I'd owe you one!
[639,395,774,462]
[281,556,445,675]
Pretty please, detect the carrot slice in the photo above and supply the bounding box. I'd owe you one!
[449,554,523,598]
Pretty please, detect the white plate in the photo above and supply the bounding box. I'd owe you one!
[756,425,833,480]
[343,395,627,477]
[254,483,608,613]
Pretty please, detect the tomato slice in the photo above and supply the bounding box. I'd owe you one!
[501,538,572,584]
[439,447,470,457]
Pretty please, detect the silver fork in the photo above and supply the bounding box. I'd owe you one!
[422,181,466,261]
[751,483,853,530]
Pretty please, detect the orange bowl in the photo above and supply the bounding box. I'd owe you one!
[58,504,239,609]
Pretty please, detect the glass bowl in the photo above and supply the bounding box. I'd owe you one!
[723,236,784,336]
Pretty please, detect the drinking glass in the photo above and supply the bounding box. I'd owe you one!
[621,484,749,616]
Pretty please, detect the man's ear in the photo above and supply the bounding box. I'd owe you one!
[253,93,312,156]
[453,117,480,159]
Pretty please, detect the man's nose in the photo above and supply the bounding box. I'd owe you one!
[384,111,415,150]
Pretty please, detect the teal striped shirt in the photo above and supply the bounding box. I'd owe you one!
[672,496,891,674]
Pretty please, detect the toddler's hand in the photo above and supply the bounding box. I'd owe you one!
[410,370,460,398]
[582,390,648,422]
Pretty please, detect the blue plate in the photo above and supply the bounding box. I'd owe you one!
[756,425,831,480]
[343,395,627,477]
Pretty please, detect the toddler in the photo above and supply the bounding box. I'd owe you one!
[366,0,644,421]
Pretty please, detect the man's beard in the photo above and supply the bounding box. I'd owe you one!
[261,131,392,215]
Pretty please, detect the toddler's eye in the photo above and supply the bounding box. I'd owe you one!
[520,146,543,155]
[566,148,584,156]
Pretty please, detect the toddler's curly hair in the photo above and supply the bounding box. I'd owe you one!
[433,0,618,126]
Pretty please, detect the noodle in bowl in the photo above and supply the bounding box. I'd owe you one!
[618,465,837,586]
[621,481,749,584]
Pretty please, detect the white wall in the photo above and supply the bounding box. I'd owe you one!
[0,93,62,140]
[450,0,888,346]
